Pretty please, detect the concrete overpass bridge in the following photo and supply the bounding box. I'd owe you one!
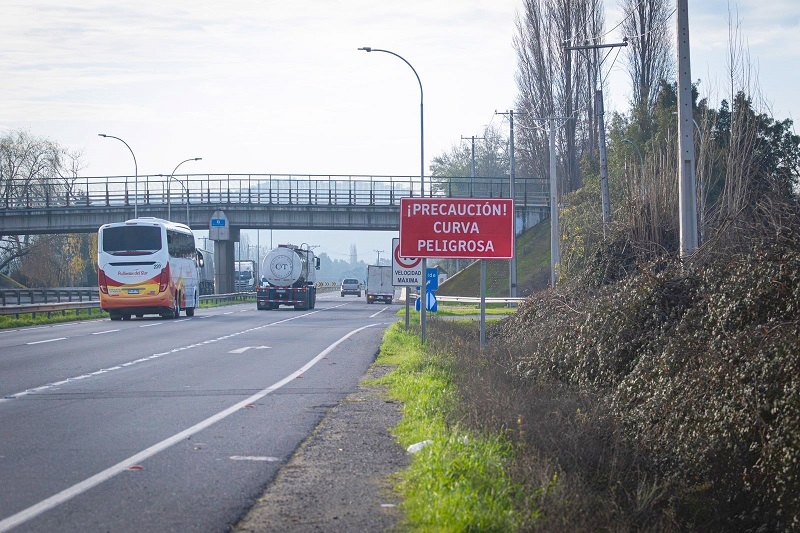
[1,173,550,292]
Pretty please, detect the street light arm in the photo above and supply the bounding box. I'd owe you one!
[358,47,423,103]
[358,46,425,197]
[166,157,202,226]
[171,157,202,180]
[98,133,138,217]
[622,139,644,167]
[98,134,138,180]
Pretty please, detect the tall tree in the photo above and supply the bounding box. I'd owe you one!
[621,0,673,116]
[513,0,603,195]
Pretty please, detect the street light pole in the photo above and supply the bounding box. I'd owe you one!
[168,157,202,225]
[357,46,424,198]
[359,45,427,343]
[98,134,138,218]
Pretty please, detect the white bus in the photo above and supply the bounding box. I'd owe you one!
[97,217,201,320]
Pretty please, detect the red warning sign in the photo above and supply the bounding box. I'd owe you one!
[399,198,515,259]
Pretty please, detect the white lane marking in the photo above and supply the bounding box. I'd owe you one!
[229,456,280,462]
[369,307,391,318]
[26,337,67,345]
[228,346,271,354]
[92,329,120,335]
[0,308,336,402]
[138,323,164,328]
[0,323,379,532]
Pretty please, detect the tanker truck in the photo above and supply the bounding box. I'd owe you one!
[256,244,320,310]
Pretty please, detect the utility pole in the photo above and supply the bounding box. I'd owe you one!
[565,38,628,238]
[522,114,572,287]
[676,0,698,257]
[495,110,517,299]
[374,249,384,265]
[549,119,560,287]
[460,134,485,197]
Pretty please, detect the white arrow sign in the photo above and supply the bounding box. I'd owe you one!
[228,346,271,354]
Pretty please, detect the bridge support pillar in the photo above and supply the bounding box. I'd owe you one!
[214,240,236,294]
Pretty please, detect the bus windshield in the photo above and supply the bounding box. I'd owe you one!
[102,226,161,254]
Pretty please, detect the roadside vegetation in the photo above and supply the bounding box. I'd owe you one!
[385,205,800,530]
[400,2,800,529]
[375,323,524,531]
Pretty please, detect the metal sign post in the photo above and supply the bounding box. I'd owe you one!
[399,198,515,346]
[391,237,423,330]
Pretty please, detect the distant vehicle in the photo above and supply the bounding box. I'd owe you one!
[97,217,200,320]
[234,260,257,292]
[257,244,320,310]
[365,265,394,304]
[340,278,361,297]
[197,249,215,295]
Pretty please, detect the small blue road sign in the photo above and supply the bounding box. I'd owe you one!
[415,291,438,312]
[426,267,439,291]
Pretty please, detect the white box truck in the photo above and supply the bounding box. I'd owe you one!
[234,260,257,292]
[366,265,394,304]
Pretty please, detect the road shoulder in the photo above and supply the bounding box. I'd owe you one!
[233,364,408,532]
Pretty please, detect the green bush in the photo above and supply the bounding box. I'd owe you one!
[488,242,800,530]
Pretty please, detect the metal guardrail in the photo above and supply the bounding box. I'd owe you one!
[1,288,100,306]
[0,292,256,318]
[0,288,523,318]
[435,296,526,304]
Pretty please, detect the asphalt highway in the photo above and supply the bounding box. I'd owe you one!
[0,293,395,532]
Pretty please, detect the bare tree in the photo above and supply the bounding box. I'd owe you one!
[0,130,85,279]
[513,0,603,195]
[621,0,673,116]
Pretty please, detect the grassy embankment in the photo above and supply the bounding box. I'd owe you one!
[378,216,800,530]
[366,223,553,530]
[374,322,527,531]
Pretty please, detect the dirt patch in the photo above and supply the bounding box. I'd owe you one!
[233,364,408,532]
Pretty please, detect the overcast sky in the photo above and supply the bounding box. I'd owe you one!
[2,1,798,263]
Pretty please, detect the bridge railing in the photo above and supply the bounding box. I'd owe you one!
[1,174,549,209]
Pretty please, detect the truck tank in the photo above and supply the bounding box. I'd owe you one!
[257,244,320,311]
[261,245,315,288]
